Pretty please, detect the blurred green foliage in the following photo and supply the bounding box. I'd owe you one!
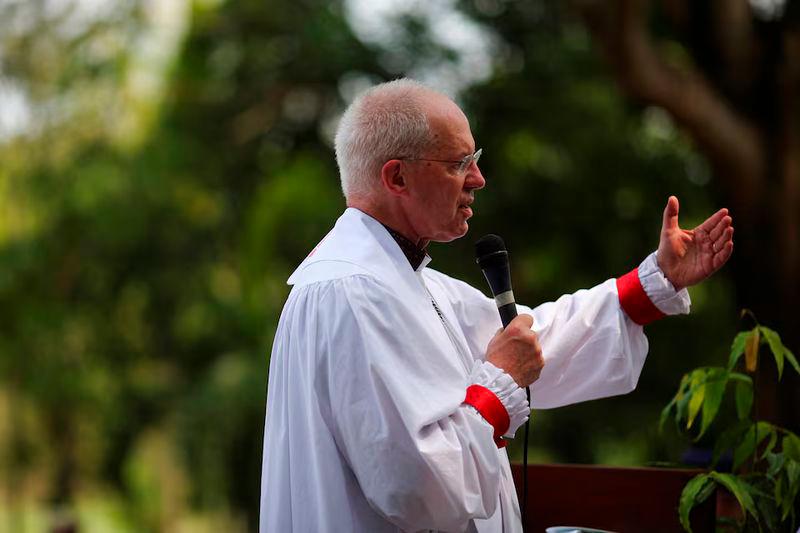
[0,0,740,531]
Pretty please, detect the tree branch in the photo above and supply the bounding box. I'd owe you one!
[708,0,759,95]
[575,0,764,208]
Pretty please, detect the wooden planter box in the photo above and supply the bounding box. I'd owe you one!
[511,463,716,532]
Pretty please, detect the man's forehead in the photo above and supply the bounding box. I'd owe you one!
[424,98,474,152]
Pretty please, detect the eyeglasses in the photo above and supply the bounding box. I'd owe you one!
[401,148,482,174]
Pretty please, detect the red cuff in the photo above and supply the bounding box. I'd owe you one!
[616,268,666,326]
[464,384,510,448]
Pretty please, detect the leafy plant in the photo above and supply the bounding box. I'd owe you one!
[660,312,800,532]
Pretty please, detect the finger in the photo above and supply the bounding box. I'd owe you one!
[662,195,680,230]
[708,215,732,242]
[531,335,542,355]
[712,240,733,270]
[713,226,734,253]
[512,313,534,329]
[534,350,545,371]
[523,326,539,344]
[697,207,729,233]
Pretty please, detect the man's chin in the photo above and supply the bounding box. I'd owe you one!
[433,224,469,243]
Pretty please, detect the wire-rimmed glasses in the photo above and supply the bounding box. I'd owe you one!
[401,148,482,174]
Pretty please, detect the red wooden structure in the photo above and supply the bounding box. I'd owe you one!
[511,463,716,532]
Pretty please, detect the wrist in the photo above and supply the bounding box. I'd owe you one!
[617,267,667,325]
[625,252,691,319]
[656,250,684,291]
[466,361,530,443]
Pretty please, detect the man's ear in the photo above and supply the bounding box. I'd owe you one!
[380,159,407,196]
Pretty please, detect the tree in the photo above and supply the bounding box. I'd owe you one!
[573,0,800,430]
[5,0,789,529]
[0,0,387,529]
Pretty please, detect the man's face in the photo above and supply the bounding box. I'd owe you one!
[402,98,486,245]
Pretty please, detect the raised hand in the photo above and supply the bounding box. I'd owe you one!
[656,196,734,291]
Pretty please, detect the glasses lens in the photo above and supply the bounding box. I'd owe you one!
[459,149,482,173]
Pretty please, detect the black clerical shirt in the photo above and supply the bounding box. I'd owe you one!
[381,224,428,271]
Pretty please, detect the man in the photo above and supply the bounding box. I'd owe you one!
[259,79,734,532]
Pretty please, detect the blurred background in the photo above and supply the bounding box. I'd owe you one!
[1,0,798,531]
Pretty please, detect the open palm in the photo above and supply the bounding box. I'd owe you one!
[656,196,734,291]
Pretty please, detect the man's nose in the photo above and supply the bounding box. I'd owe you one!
[465,163,486,190]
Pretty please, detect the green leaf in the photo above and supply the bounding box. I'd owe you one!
[784,346,800,376]
[786,459,800,488]
[783,432,800,461]
[661,373,695,433]
[698,368,728,439]
[762,429,778,459]
[734,422,774,470]
[687,371,705,430]
[708,472,759,524]
[754,485,780,533]
[781,459,800,521]
[766,452,785,479]
[727,372,753,384]
[659,398,675,433]
[712,420,750,468]
[696,478,717,504]
[760,327,785,380]
[678,473,713,532]
[728,331,749,370]
[662,373,690,432]
[735,380,753,420]
[675,382,693,424]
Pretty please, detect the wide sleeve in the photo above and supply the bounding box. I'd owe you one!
[313,275,512,532]
[426,254,690,410]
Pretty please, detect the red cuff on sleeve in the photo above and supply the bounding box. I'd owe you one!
[616,267,666,326]
[464,384,510,448]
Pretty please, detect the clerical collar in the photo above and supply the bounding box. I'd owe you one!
[381,224,429,270]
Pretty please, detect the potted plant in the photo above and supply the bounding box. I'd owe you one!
[660,312,800,532]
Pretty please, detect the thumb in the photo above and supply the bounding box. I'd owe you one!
[511,313,534,329]
[662,195,680,230]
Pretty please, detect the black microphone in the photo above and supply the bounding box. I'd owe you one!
[475,233,531,529]
[475,234,518,328]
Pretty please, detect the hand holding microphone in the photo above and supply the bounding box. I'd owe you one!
[475,234,544,388]
[486,314,544,387]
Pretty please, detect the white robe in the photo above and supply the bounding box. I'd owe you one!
[260,208,689,532]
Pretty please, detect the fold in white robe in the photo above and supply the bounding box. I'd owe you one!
[260,207,689,532]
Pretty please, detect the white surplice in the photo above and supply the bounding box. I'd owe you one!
[260,208,689,532]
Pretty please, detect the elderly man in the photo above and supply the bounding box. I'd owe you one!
[259,79,734,532]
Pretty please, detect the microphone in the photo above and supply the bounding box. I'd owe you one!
[475,233,530,528]
[475,234,518,328]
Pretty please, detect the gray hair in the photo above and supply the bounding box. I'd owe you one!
[334,78,441,200]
